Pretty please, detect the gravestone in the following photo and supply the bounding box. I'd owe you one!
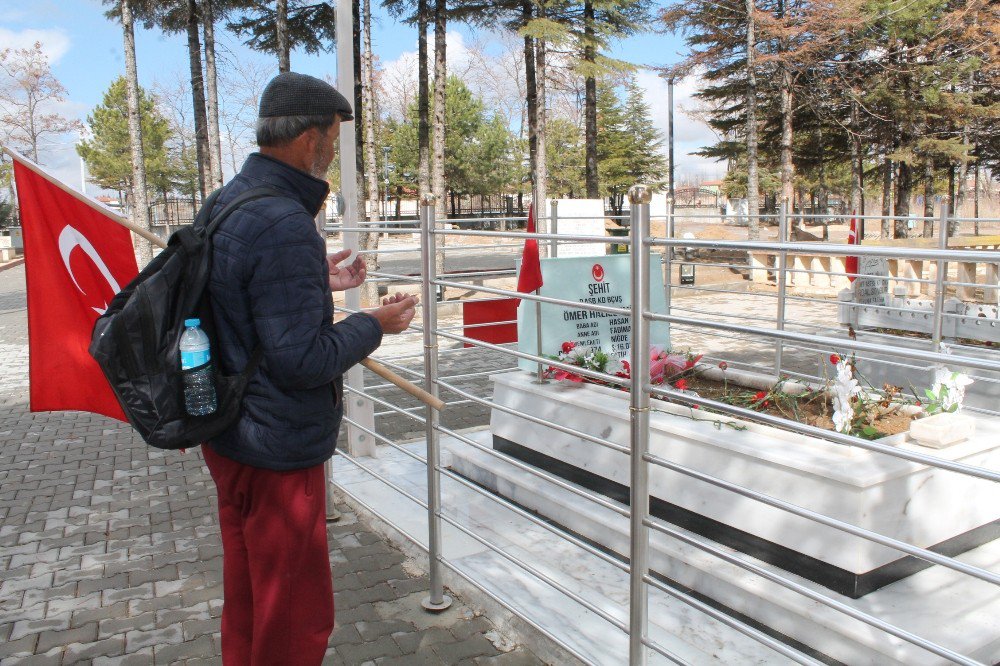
[856,255,889,305]
[516,254,669,370]
[550,199,606,257]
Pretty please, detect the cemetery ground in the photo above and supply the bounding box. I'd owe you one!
[0,262,548,665]
[3,216,998,663]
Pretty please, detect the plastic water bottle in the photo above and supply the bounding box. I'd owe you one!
[180,318,217,416]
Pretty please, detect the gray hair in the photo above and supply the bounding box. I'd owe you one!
[256,114,336,147]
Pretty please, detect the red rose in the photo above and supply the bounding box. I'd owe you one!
[754,391,767,401]
[830,354,841,365]
[674,378,689,390]
[718,361,728,371]
[692,404,700,410]
[562,341,577,354]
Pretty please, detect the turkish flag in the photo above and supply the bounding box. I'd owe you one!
[13,157,138,421]
[846,213,859,283]
[516,203,543,296]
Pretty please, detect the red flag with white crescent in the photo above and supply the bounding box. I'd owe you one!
[12,155,138,421]
[846,213,859,283]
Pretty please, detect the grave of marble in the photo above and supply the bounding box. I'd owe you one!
[451,249,1000,663]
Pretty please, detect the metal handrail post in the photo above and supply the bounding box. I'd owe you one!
[549,198,559,258]
[627,185,652,665]
[419,193,453,612]
[775,201,789,374]
[664,196,674,329]
[932,203,950,351]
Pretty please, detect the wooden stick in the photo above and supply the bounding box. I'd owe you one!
[361,358,446,411]
[3,144,445,412]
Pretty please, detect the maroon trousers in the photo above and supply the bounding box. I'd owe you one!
[203,445,334,666]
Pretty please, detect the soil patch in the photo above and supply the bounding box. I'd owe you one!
[679,374,916,438]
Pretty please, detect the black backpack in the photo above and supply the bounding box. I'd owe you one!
[89,186,283,449]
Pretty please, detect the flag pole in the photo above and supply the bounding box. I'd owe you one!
[1,145,164,248]
[3,144,443,411]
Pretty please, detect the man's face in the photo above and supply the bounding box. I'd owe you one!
[310,118,341,178]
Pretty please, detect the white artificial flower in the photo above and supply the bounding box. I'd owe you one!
[932,366,974,411]
[831,360,861,434]
[605,356,626,376]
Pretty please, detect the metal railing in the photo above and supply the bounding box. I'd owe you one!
[328,191,1000,665]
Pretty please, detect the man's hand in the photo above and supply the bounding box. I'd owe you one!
[370,293,419,334]
[327,249,366,291]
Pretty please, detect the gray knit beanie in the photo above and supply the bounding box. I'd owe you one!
[258,72,354,121]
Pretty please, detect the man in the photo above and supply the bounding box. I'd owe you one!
[202,72,417,665]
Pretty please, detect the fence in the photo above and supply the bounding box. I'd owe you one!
[326,193,1000,665]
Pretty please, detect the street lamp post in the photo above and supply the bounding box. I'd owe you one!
[382,146,391,219]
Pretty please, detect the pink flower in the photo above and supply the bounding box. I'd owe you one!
[674,378,689,390]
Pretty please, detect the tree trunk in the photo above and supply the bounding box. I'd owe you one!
[431,0,446,296]
[974,163,980,235]
[777,0,793,208]
[894,161,911,238]
[432,0,447,221]
[779,69,793,208]
[535,13,547,228]
[745,0,760,240]
[522,0,537,202]
[360,0,380,307]
[583,0,598,199]
[948,164,958,236]
[277,0,290,72]
[121,0,153,265]
[922,159,934,237]
[353,0,364,217]
[186,0,210,199]
[849,99,862,219]
[881,156,892,238]
[417,0,430,196]
[202,0,224,189]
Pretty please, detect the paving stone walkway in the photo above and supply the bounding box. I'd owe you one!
[0,264,546,665]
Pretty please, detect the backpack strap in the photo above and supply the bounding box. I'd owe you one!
[198,185,289,386]
[201,186,287,238]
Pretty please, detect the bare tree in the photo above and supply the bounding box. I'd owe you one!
[215,55,271,174]
[121,0,154,264]
[0,42,81,164]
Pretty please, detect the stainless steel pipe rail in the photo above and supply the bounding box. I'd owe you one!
[332,196,1000,665]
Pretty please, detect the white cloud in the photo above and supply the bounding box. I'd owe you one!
[634,69,726,182]
[379,30,476,120]
[0,28,71,65]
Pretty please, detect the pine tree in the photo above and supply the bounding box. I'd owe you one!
[77,78,173,197]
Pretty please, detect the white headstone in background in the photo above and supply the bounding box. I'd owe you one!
[0,236,11,249]
[550,199,606,257]
[856,255,889,305]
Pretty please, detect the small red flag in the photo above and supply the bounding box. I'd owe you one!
[516,203,543,295]
[846,213,859,283]
[12,155,139,421]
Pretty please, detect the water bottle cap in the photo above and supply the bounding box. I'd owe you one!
[184,318,201,328]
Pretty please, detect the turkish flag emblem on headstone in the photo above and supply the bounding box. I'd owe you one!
[12,156,138,421]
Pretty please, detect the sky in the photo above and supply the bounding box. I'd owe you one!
[0,0,726,193]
